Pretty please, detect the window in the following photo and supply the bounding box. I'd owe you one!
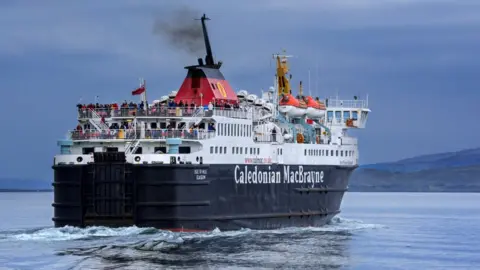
[215,146,218,154]
[240,147,243,154]
[257,148,260,154]
[331,150,334,156]
[224,146,227,153]
[232,147,235,154]
[352,111,358,120]
[336,150,339,156]
[179,147,191,154]
[335,111,342,122]
[340,150,343,157]
[220,147,223,154]
[82,147,94,154]
[304,149,307,156]
[327,111,333,122]
[343,111,350,122]
[210,146,214,153]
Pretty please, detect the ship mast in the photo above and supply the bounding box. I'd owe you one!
[273,52,293,97]
[200,14,222,68]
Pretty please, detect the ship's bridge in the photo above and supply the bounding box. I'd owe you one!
[324,97,370,129]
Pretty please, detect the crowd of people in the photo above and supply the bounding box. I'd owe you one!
[71,122,216,141]
[76,99,243,119]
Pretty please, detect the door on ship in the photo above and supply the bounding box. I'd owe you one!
[271,143,283,164]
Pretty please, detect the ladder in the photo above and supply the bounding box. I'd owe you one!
[275,112,297,142]
[125,139,141,155]
[188,107,205,128]
[89,109,110,131]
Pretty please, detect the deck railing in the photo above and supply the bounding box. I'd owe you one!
[69,128,216,141]
[77,106,267,120]
[326,99,368,109]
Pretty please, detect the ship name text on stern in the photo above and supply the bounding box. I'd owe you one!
[234,165,324,185]
[194,169,208,180]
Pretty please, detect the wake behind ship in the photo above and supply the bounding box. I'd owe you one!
[52,14,371,231]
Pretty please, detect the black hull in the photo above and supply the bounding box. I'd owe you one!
[52,153,355,231]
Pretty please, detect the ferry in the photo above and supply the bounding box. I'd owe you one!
[52,14,371,231]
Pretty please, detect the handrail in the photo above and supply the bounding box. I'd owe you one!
[69,128,216,141]
[326,99,368,109]
[77,106,267,120]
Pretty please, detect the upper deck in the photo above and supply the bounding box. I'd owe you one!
[76,104,268,121]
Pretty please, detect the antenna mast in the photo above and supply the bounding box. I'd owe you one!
[200,14,215,66]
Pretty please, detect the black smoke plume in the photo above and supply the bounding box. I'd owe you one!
[152,7,204,55]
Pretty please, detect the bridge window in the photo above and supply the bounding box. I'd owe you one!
[335,111,341,122]
[343,111,350,122]
[352,111,358,120]
[327,111,333,122]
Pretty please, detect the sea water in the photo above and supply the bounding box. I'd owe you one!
[0,192,479,270]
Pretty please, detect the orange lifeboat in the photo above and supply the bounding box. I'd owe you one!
[278,94,307,117]
[304,96,326,119]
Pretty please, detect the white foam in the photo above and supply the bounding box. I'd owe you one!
[5,216,385,243]
[10,226,156,241]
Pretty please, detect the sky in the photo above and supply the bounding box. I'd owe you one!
[0,0,479,180]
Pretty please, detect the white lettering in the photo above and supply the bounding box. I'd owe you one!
[235,165,325,185]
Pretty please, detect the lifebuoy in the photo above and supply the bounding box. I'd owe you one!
[296,133,304,143]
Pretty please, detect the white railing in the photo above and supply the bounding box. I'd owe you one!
[326,98,368,109]
[69,129,216,141]
[77,106,269,120]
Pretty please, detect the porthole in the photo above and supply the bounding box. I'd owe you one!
[134,156,141,162]
[76,156,83,163]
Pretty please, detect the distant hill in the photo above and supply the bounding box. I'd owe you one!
[350,148,480,192]
[0,178,52,192]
